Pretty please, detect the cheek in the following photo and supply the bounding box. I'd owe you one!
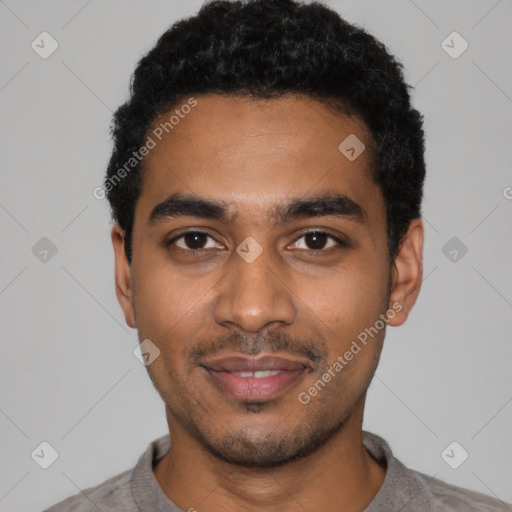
[132,256,213,344]
[310,258,388,332]
[306,269,388,390]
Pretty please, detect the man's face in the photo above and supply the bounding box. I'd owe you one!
[114,94,404,467]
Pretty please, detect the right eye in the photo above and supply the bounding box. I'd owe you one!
[167,231,225,251]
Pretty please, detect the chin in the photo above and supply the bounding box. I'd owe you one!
[196,416,346,469]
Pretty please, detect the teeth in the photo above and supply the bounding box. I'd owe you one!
[235,370,281,378]
[254,370,281,378]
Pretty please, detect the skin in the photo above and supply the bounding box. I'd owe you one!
[112,94,423,512]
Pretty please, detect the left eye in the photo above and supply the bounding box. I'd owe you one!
[290,231,340,251]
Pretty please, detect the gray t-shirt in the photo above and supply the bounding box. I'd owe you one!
[43,431,511,511]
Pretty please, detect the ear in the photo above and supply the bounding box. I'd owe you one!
[111,224,137,329]
[387,218,424,327]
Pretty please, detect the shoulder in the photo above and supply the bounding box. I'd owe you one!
[412,469,512,511]
[42,468,134,512]
[43,434,170,512]
[362,431,511,512]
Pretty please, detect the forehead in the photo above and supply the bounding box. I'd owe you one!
[135,94,383,226]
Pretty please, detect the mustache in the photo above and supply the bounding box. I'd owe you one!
[188,330,327,366]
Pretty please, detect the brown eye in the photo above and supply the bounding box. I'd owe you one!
[305,232,329,250]
[169,231,222,251]
[292,231,340,251]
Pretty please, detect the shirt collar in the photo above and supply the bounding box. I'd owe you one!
[130,430,430,511]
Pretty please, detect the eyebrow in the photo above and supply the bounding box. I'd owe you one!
[147,192,366,226]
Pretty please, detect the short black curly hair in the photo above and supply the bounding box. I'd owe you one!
[105,0,426,264]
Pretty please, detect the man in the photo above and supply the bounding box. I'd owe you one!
[45,0,510,510]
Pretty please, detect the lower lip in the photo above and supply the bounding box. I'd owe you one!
[203,368,307,402]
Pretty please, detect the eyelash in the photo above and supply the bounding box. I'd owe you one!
[166,230,346,253]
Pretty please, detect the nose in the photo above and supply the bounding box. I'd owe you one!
[213,247,297,333]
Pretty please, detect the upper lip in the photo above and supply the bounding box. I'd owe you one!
[201,354,311,372]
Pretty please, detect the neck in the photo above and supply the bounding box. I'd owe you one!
[153,403,386,512]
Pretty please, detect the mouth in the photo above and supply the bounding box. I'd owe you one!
[200,354,311,402]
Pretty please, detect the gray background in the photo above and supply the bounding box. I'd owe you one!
[0,0,511,510]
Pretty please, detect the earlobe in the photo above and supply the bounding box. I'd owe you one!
[111,224,137,329]
[387,218,424,327]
